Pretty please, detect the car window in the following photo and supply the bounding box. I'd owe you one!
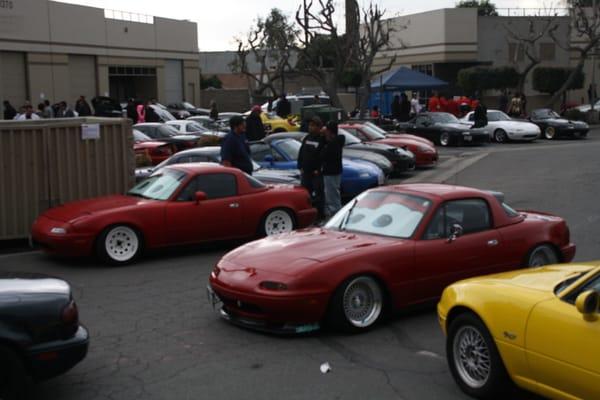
[416,116,431,127]
[445,199,492,235]
[423,206,446,240]
[177,173,237,201]
[250,143,272,162]
[245,174,266,189]
[348,128,369,141]
[129,169,187,201]
[276,139,301,160]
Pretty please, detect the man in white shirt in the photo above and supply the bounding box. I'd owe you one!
[15,105,41,121]
[410,93,421,117]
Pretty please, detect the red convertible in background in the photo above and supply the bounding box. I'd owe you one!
[208,184,575,334]
[340,122,439,167]
[32,164,316,265]
[133,129,175,165]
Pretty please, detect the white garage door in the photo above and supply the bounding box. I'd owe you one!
[164,59,183,104]
[0,51,27,116]
[69,55,96,104]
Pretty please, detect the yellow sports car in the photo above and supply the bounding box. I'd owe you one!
[261,112,300,134]
[438,262,600,400]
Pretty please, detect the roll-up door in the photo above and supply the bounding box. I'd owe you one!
[0,51,27,117]
[164,59,183,104]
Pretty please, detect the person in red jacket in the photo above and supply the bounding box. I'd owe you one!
[428,91,441,112]
[439,95,449,112]
[446,97,460,116]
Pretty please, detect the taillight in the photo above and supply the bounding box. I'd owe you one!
[61,300,79,326]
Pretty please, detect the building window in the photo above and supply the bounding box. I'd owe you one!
[108,66,157,76]
[539,43,556,61]
[508,43,525,62]
[412,64,433,76]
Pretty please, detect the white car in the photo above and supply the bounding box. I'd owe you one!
[573,100,600,113]
[260,95,330,115]
[461,110,540,142]
[165,120,209,136]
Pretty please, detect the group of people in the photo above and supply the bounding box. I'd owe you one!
[126,98,162,124]
[220,113,344,221]
[2,96,95,121]
[499,91,528,118]
[390,92,422,121]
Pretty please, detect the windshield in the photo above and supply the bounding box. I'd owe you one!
[133,129,151,142]
[128,169,187,200]
[430,113,460,124]
[533,109,560,119]
[275,139,301,159]
[157,125,179,138]
[487,111,511,121]
[153,106,175,121]
[339,128,361,145]
[360,124,387,140]
[182,102,195,110]
[187,122,207,132]
[325,191,432,239]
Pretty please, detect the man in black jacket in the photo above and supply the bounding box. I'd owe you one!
[298,116,325,218]
[75,96,92,117]
[245,105,266,141]
[321,121,344,218]
[276,93,291,118]
[3,101,17,120]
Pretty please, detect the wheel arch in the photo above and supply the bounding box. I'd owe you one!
[523,241,563,267]
[257,206,298,235]
[328,270,394,315]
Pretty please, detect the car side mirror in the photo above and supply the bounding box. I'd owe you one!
[195,191,207,204]
[576,290,599,321]
[447,224,464,243]
[264,154,274,164]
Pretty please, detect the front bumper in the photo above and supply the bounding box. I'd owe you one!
[415,151,438,167]
[31,217,95,257]
[506,131,540,141]
[207,283,328,334]
[556,127,589,138]
[27,325,89,381]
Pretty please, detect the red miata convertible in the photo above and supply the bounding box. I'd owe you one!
[208,184,575,334]
[32,164,316,265]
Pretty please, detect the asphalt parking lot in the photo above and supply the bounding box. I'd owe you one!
[2,133,599,400]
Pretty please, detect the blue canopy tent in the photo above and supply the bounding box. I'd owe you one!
[368,67,448,115]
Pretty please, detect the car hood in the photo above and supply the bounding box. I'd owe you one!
[377,137,433,150]
[492,120,539,130]
[134,141,167,150]
[0,272,70,296]
[387,133,435,146]
[41,195,145,222]
[222,228,396,275]
[546,118,588,126]
[458,263,597,292]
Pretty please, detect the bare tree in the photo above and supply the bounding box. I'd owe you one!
[295,0,398,111]
[504,17,559,94]
[230,9,297,100]
[548,2,600,106]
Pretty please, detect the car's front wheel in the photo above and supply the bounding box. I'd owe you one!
[327,276,384,333]
[447,313,512,399]
[260,209,295,236]
[97,225,142,265]
[527,244,559,267]
[439,132,451,147]
[0,345,30,400]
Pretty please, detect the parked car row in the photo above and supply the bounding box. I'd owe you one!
[395,109,589,146]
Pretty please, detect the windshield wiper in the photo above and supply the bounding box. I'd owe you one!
[340,199,358,231]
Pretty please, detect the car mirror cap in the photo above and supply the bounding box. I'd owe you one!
[576,290,599,321]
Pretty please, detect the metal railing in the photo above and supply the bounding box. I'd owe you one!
[104,9,154,24]
[495,8,570,17]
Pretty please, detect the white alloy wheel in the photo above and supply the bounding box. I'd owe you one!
[453,325,491,389]
[440,132,450,146]
[544,126,556,140]
[104,226,140,263]
[263,209,294,236]
[342,276,383,328]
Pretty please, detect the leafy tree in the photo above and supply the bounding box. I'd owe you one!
[457,66,519,95]
[200,75,222,90]
[532,67,585,94]
[456,0,498,16]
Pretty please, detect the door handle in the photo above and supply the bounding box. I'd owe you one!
[487,239,499,247]
[229,203,239,208]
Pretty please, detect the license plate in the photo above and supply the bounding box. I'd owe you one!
[463,135,472,142]
[206,286,221,310]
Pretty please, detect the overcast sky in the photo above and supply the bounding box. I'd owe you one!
[59,0,555,51]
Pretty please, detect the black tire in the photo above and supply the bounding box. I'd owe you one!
[447,313,513,399]
[259,208,296,237]
[493,129,508,143]
[96,225,142,266]
[526,244,559,267]
[0,345,31,400]
[326,276,385,333]
[439,132,451,147]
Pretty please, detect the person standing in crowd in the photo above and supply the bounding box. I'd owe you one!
[588,84,597,105]
[298,116,325,218]
[209,101,219,121]
[410,93,421,117]
[75,95,92,117]
[399,93,411,121]
[245,105,266,141]
[370,105,380,119]
[36,103,45,118]
[471,102,488,128]
[313,95,321,105]
[126,98,137,122]
[391,95,401,120]
[428,91,441,112]
[276,93,291,119]
[221,116,253,175]
[321,121,344,219]
[499,90,508,113]
[57,101,76,118]
[43,100,54,118]
[136,102,146,124]
[3,100,17,120]
[508,93,521,118]
[520,92,527,116]
[446,96,459,117]
[15,104,41,121]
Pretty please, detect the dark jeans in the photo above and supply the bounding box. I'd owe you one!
[301,172,324,218]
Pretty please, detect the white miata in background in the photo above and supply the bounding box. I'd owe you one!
[461,110,541,143]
